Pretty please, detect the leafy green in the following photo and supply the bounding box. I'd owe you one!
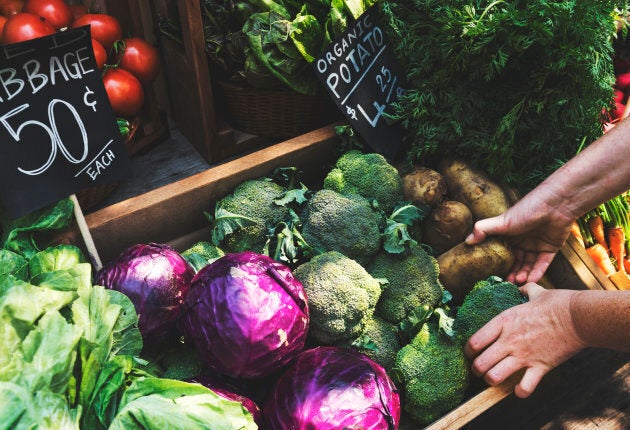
[1,198,74,260]
[206,206,258,246]
[382,203,429,254]
[109,378,258,430]
[382,0,623,191]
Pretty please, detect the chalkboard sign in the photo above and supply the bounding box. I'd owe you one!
[0,27,131,218]
[313,5,407,160]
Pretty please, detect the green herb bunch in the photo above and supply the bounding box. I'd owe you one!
[382,0,626,191]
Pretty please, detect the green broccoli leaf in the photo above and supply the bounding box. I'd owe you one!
[274,183,310,206]
[382,203,430,254]
[351,333,379,352]
[397,304,432,343]
[205,206,257,247]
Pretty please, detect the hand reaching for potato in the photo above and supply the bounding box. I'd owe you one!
[465,193,576,284]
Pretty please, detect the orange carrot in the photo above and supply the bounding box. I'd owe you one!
[608,226,626,273]
[571,222,584,247]
[588,215,609,253]
[625,258,630,273]
[586,243,616,277]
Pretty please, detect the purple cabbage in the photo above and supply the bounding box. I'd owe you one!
[96,243,194,342]
[188,375,264,428]
[179,251,309,379]
[264,346,401,430]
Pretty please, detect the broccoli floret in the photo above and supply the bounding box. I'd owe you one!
[181,241,225,273]
[301,189,382,266]
[369,244,444,323]
[216,179,290,253]
[294,251,381,344]
[338,315,401,371]
[160,346,204,381]
[393,320,470,425]
[453,276,527,343]
[323,150,404,214]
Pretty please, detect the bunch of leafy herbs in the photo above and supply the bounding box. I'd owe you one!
[381,0,627,191]
[159,0,378,94]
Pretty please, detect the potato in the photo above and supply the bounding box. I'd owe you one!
[437,238,515,304]
[438,159,511,220]
[401,166,447,208]
[423,200,473,255]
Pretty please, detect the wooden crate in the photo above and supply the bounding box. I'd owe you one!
[55,123,609,429]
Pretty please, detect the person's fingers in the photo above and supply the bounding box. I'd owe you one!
[514,251,537,284]
[514,366,548,398]
[525,253,555,284]
[464,318,503,360]
[482,355,523,386]
[506,248,525,283]
[465,216,506,244]
[518,282,544,300]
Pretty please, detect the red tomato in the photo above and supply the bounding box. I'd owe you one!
[23,0,72,29]
[103,68,145,118]
[116,37,161,85]
[92,38,106,69]
[69,3,86,20]
[0,15,6,41]
[71,13,121,50]
[3,12,54,44]
[0,0,24,16]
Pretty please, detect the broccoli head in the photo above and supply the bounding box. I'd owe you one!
[215,178,290,253]
[181,241,225,273]
[294,251,382,344]
[454,276,527,343]
[369,244,444,323]
[337,315,401,371]
[323,150,404,214]
[301,189,382,266]
[393,320,470,425]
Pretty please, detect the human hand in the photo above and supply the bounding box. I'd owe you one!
[464,283,587,398]
[465,203,574,284]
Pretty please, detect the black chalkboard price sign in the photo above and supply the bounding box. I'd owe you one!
[0,26,131,218]
[313,5,407,160]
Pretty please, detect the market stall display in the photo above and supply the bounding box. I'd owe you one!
[2,0,630,428]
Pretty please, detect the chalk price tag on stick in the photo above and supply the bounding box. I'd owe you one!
[0,27,131,218]
[313,5,407,160]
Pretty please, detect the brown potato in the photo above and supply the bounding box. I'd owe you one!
[438,159,511,220]
[437,238,515,304]
[423,200,473,255]
[401,166,447,208]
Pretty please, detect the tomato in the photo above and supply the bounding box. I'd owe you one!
[0,15,6,41]
[71,13,121,50]
[115,37,161,85]
[92,38,106,70]
[23,0,72,29]
[69,3,86,21]
[103,68,145,118]
[0,0,24,17]
[3,12,54,44]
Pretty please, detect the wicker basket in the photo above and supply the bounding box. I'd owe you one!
[75,117,141,211]
[216,81,342,139]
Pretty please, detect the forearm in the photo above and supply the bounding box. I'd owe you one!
[569,290,630,352]
[534,118,630,219]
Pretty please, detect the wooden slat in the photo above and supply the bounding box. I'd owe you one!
[58,125,339,262]
[424,372,523,430]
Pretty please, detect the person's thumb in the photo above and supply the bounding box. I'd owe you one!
[465,216,506,245]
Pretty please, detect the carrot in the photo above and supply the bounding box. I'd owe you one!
[625,258,630,273]
[586,243,617,277]
[609,226,626,273]
[570,222,584,247]
[588,215,609,253]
